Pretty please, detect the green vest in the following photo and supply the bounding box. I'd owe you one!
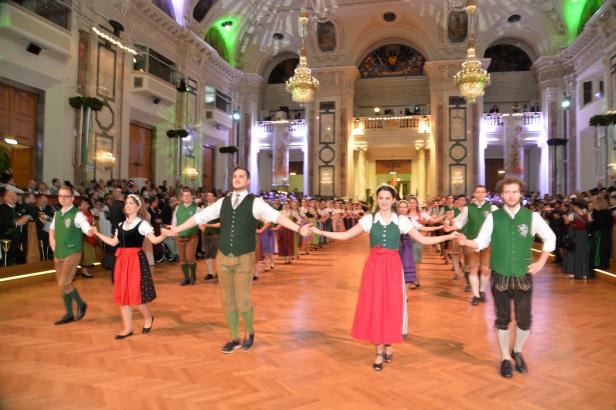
[490,207,534,277]
[54,206,83,258]
[176,203,199,237]
[218,194,258,256]
[463,202,493,240]
[453,207,461,218]
[369,216,401,250]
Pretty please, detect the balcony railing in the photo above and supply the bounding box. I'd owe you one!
[7,0,71,30]
[482,112,543,127]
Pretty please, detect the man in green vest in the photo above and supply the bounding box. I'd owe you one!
[173,188,200,285]
[446,195,467,281]
[457,177,555,378]
[446,185,499,304]
[49,186,94,325]
[164,167,312,353]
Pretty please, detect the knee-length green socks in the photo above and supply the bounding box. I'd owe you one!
[225,308,254,340]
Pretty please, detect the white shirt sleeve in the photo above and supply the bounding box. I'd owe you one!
[491,204,499,212]
[194,198,224,225]
[74,211,92,234]
[252,197,281,223]
[50,214,55,229]
[474,213,494,251]
[138,220,155,236]
[410,218,423,230]
[531,212,556,252]
[358,214,373,232]
[398,215,414,234]
[453,207,468,229]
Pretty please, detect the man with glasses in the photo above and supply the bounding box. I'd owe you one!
[0,190,32,266]
[49,186,95,325]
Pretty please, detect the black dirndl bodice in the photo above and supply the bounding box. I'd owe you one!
[118,221,146,248]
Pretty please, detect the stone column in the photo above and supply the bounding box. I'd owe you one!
[417,147,426,202]
[239,73,265,192]
[356,146,367,201]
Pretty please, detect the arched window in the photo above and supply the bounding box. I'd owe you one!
[358,44,426,78]
[268,58,300,84]
[484,45,532,72]
[193,0,217,22]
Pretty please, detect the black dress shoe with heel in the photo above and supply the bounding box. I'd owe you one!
[470,296,480,306]
[54,314,75,325]
[383,345,393,363]
[511,351,527,373]
[76,303,88,321]
[115,331,133,340]
[142,316,154,334]
[373,353,384,371]
[500,359,513,378]
[479,291,487,302]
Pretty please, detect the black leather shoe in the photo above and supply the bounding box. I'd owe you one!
[242,334,255,351]
[54,314,75,325]
[373,353,384,371]
[479,291,487,302]
[76,303,88,321]
[464,284,471,292]
[470,296,480,306]
[221,339,242,353]
[142,316,154,334]
[179,279,190,286]
[500,359,513,378]
[203,274,215,281]
[115,331,133,340]
[189,275,196,285]
[252,276,258,281]
[511,351,527,373]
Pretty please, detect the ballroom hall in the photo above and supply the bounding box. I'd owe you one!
[0,0,615,409]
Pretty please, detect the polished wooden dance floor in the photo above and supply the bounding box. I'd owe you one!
[1,237,615,410]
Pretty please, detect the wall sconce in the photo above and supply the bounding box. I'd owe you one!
[95,151,116,166]
[183,167,199,180]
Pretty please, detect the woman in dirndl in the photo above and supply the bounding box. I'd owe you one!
[92,194,167,339]
[311,185,456,371]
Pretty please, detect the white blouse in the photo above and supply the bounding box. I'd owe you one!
[358,213,414,234]
[119,217,154,236]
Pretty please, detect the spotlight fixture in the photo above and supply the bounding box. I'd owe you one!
[383,12,396,22]
[561,96,571,109]
[4,138,18,145]
[507,14,521,23]
[373,107,381,114]
[273,32,284,40]
[152,96,161,105]
[108,20,125,37]
[26,42,42,55]
[221,21,233,30]
[232,111,241,121]
[176,79,189,93]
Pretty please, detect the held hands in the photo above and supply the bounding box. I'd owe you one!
[456,233,468,246]
[298,223,312,237]
[311,226,323,236]
[161,226,178,237]
[199,224,207,231]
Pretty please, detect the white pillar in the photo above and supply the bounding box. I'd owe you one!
[357,147,366,201]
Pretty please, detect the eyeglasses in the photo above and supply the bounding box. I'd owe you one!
[58,195,73,199]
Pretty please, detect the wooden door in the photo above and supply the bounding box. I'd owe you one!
[129,123,153,179]
[0,83,38,185]
[202,145,215,190]
[485,158,505,193]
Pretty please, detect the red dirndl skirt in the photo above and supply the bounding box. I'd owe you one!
[113,247,156,305]
[351,245,408,344]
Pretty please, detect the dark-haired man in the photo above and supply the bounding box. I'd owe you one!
[165,167,311,353]
[457,177,555,378]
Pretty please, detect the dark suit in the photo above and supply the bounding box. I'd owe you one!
[0,204,23,265]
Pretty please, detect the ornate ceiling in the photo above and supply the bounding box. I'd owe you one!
[134,1,607,77]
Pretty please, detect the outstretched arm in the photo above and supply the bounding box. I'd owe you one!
[92,226,119,246]
[311,222,364,240]
[145,232,166,245]
[409,228,457,245]
[276,213,312,237]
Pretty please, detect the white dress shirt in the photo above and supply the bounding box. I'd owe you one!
[453,201,499,229]
[50,205,92,235]
[474,204,556,253]
[194,190,281,225]
[359,212,414,234]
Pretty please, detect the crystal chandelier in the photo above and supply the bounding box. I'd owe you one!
[454,0,490,103]
[286,11,319,104]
